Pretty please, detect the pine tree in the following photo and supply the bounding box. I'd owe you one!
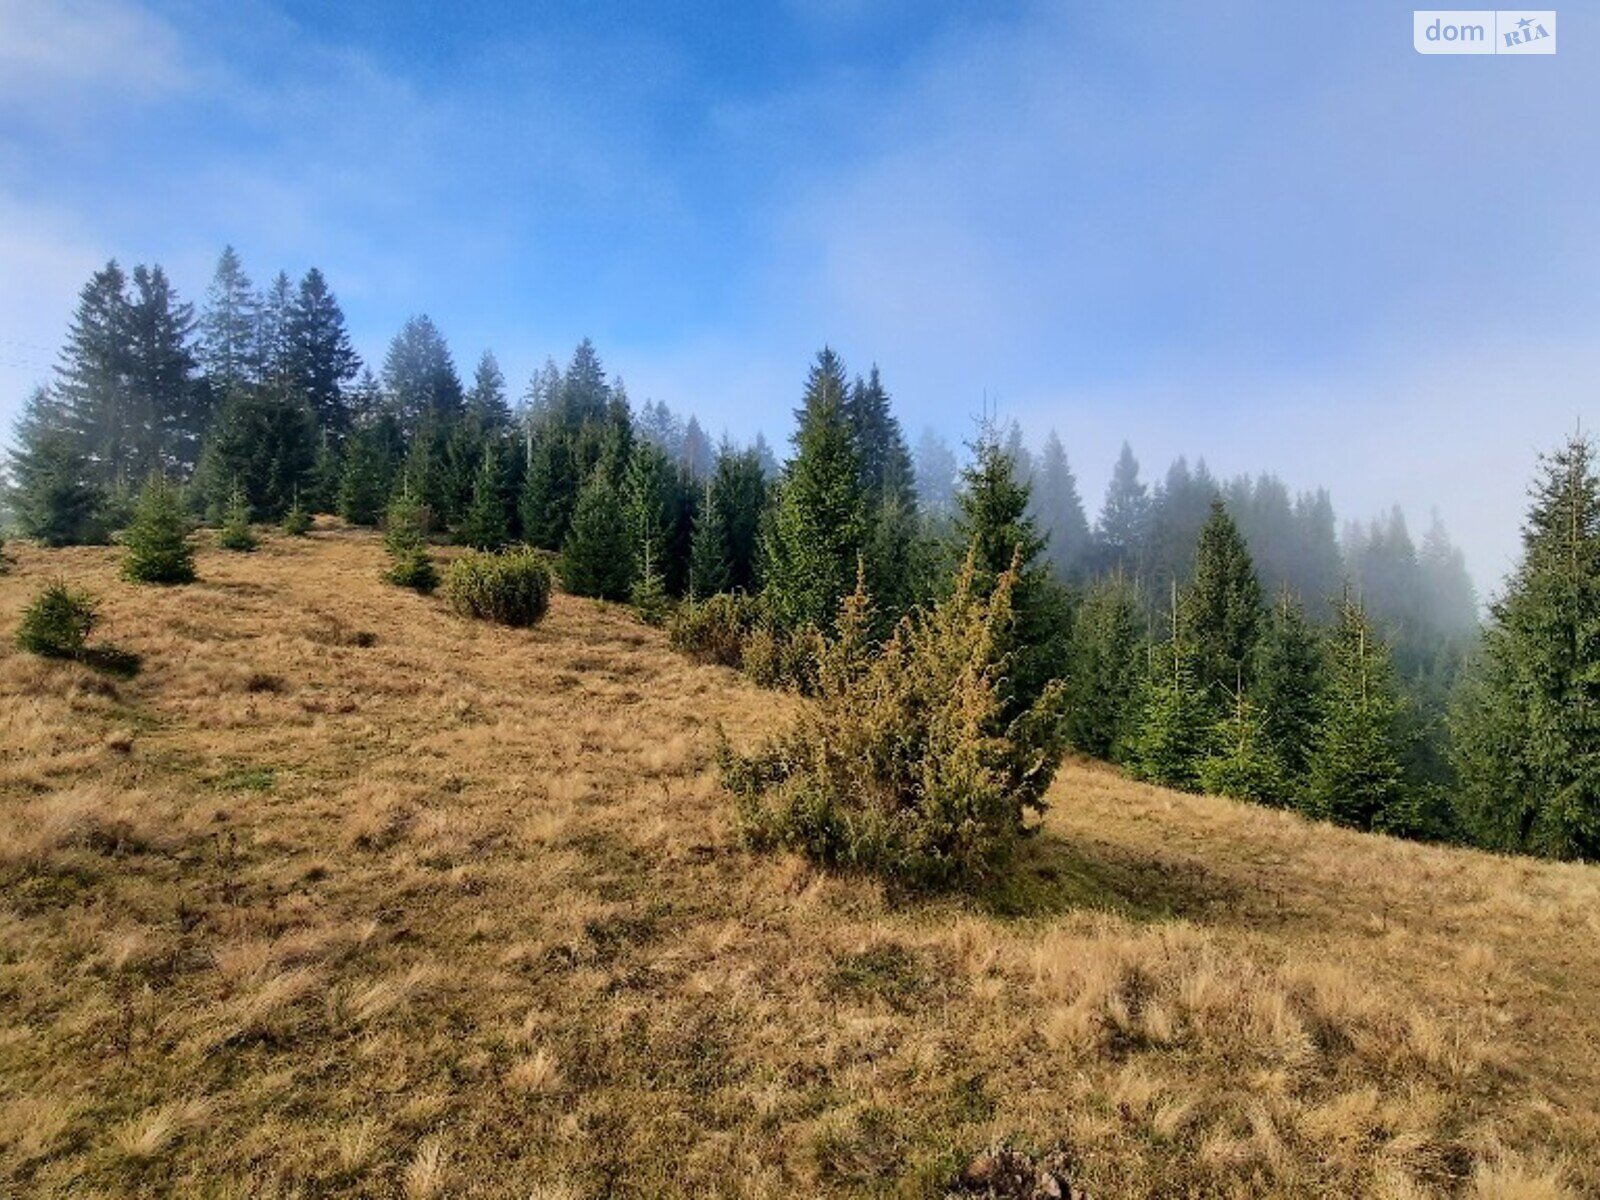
[218,485,258,551]
[4,387,108,545]
[1452,434,1600,858]
[1183,498,1264,703]
[1096,442,1149,577]
[560,472,634,601]
[761,348,866,632]
[1033,430,1091,582]
[122,474,196,584]
[1306,595,1410,831]
[287,267,360,433]
[1063,574,1145,759]
[1252,590,1325,783]
[457,444,510,550]
[199,245,260,394]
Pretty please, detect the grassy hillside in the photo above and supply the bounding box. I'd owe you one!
[1,527,1596,1198]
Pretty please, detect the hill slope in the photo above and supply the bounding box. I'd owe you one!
[1,528,1597,1198]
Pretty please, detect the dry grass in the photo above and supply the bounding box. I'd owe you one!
[1,525,1598,1197]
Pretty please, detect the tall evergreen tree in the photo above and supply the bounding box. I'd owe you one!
[198,245,260,394]
[1306,595,1410,831]
[1033,430,1091,582]
[258,271,295,389]
[287,267,360,433]
[1130,607,1212,791]
[558,339,609,427]
[520,429,580,550]
[709,445,767,592]
[1183,498,1264,703]
[913,427,959,516]
[846,366,916,510]
[560,472,634,600]
[125,264,203,476]
[466,351,512,432]
[55,261,133,489]
[192,387,317,521]
[761,348,867,632]
[457,443,510,550]
[383,315,463,429]
[955,425,1072,719]
[1064,574,1145,759]
[1452,434,1600,858]
[1252,590,1325,783]
[338,419,400,526]
[4,386,108,545]
[680,415,714,480]
[689,479,733,597]
[1096,441,1149,577]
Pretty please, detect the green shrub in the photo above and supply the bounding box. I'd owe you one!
[122,474,196,585]
[721,552,1068,889]
[444,546,552,627]
[217,486,258,552]
[668,592,762,667]
[16,580,98,658]
[740,621,819,691]
[385,548,439,593]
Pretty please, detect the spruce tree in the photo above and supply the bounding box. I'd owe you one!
[631,537,671,625]
[122,474,196,584]
[1252,590,1325,783]
[218,485,258,551]
[1452,434,1600,858]
[338,425,394,526]
[706,444,767,592]
[258,271,295,388]
[560,472,634,601]
[520,430,580,550]
[383,315,463,429]
[761,348,866,632]
[845,366,916,510]
[192,386,317,520]
[467,351,512,432]
[55,261,133,491]
[457,444,510,550]
[282,488,312,536]
[1306,595,1410,831]
[1183,498,1264,704]
[382,488,437,592]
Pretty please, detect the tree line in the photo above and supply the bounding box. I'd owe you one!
[4,248,1592,860]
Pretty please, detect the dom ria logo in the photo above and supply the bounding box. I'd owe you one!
[1414,10,1556,54]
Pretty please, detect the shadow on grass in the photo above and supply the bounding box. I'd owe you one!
[81,646,143,678]
[972,831,1240,922]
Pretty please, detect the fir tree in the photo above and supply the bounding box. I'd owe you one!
[192,386,317,520]
[560,472,634,601]
[56,261,134,490]
[257,271,295,389]
[558,339,610,428]
[287,267,360,432]
[955,424,1071,719]
[846,366,916,510]
[1183,498,1264,703]
[1198,688,1288,805]
[382,488,438,593]
[282,488,312,536]
[466,351,512,432]
[1252,590,1325,783]
[631,537,671,625]
[689,480,733,597]
[199,245,260,394]
[4,387,108,545]
[338,423,396,526]
[1129,604,1212,790]
[457,444,510,550]
[1064,574,1145,759]
[761,348,866,632]
[1033,430,1091,582]
[122,474,196,584]
[520,430,580,550]
[218,485,258,551]
[383,315,463,429]
[1096,442,1149,577]
[125,264,203,475]
[1452,434,1600,858]
[1306,595,1410,831]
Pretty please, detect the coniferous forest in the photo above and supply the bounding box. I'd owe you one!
[3,248,1595,864]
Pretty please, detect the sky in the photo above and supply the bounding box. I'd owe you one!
[1,0,1595,594]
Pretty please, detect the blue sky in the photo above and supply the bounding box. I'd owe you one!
[1,0,1595,591]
